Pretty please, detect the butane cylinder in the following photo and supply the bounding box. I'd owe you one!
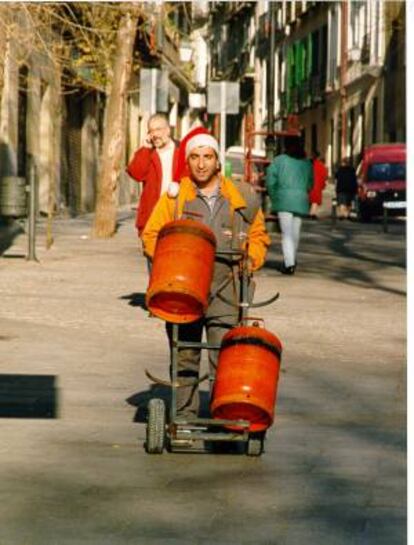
[211,325,282,432]
[146,219,216,323]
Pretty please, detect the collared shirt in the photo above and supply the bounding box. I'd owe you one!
[195,182,221,213]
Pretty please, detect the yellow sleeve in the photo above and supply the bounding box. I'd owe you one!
[141,195,175,257]
[247,209,271,271]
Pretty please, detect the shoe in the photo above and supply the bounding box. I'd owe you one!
[280,264,296,275]
[175,411,198,423]
[310,214,318,220]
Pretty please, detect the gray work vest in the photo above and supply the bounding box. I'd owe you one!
[178,180,260,319]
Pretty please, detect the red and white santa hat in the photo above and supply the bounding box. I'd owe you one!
[168,126,216,197]
[185,133,220,159]
[173,126,211,181]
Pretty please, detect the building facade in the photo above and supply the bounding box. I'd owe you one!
[207,0,406,175]
[0,4,199,218]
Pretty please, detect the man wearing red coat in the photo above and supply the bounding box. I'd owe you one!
[127,113,179,237]
[127,116,210,237]
[309,151,328,219]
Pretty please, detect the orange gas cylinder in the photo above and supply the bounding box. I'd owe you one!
[146,219,216,323]
[210,325,282,432]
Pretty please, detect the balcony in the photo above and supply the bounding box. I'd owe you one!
[346,60,382,87]
[282,76,327,114]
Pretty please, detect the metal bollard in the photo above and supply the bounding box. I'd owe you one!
[383,206,388,233]
[27,160,38,262]
[331,198,337,228]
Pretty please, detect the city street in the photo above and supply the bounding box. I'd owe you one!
[0,210,406,545]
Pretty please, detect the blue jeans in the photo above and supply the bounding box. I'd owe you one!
[278,211,302,267]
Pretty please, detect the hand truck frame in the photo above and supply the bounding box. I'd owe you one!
[145,248,279,456]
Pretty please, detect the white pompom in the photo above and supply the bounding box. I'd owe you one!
[167,181,180,198]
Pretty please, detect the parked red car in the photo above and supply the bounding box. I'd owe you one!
[356,143,406,221]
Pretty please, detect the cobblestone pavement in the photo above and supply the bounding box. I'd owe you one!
[0,210,406,545]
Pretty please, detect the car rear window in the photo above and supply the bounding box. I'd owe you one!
[367,162,406,182]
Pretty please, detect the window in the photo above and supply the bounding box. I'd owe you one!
[367,162,406,182]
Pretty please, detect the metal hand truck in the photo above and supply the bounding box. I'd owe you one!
[144,248,279,456]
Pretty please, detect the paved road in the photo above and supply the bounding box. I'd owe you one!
[0,212,406,544]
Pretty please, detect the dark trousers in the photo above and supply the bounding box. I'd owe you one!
[166,313,237,416]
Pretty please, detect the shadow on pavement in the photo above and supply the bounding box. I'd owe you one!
[264,218,406,296]
[0,210,406,543]
[126,385,211,423]
[126,384,171,422]
[0,374,58,418]
[119,292,147,309]
[0,218,25,256]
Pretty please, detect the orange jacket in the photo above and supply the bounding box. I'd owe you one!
[141,176,270,271]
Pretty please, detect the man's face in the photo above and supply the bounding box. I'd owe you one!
[148,119,171,148]
[187,147,219,186]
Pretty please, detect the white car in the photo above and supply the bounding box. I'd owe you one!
[225,146,267,185]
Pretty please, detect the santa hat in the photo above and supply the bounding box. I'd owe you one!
[168,126,212,197]
[185,133,219,159]
[173,127,211,181]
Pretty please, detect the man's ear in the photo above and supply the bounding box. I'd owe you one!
[216,161,222,172]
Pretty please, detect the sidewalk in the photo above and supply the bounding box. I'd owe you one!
[0,212,406,545]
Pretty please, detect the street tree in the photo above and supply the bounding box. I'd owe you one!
[92,7,139,238]
[0,2,189,239]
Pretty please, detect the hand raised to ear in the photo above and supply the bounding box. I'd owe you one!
[144,135,154,148]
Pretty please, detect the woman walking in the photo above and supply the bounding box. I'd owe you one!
[266,137,313,275]
[309,150,328,219]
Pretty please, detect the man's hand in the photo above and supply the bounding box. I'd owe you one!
[143,134,154,149]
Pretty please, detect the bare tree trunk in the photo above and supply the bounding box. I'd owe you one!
[93,11,137,238]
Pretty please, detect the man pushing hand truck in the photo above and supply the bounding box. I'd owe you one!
[141,132,282,455]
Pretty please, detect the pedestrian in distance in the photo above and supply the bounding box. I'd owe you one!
[309,150,328,219]
[334,158,358,220]
[142,133,270,418]
[265,136,313,275]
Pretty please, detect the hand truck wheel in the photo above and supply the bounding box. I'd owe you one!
[246,432,265,457]
[145,398,166,454]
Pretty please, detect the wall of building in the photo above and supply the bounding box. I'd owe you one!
[207,0,405,176]
[0,35,19,178]
[0,20,63,215]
